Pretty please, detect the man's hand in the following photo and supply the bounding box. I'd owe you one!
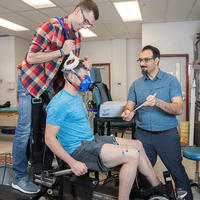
[61,40,75,55]
[121,109,135,121]
[83,56,92,70]
[70,160,88,176]
[144,94,157,107]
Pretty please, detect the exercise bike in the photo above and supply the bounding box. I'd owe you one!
[32,165,178,200]
[0,152,184,200]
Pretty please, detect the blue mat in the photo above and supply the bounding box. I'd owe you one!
[0,107,18,113]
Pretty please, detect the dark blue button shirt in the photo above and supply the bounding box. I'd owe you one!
[128,70,182,131]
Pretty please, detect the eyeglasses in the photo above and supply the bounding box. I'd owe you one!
[81,8,93,28]
[137,57,154,63]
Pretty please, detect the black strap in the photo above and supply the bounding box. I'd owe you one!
[30,91,53,170]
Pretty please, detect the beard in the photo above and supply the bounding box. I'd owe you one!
[140,65,148,76]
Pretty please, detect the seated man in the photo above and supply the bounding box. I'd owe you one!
[45,54,161,200]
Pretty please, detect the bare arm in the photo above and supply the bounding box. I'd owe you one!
[27,40,75,64]
[123,100,136,112]
[27,51,61,64]
[155,96,183,115]
[145,95,183,115]
[121,101,136,121]
[45,124,88,176]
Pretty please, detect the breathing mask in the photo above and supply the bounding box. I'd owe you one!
[72,71,94,92]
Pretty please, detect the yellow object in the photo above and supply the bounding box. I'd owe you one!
[179,121,190,144]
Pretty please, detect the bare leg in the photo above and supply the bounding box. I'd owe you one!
[100,144,139,200]
[116,137,160,186]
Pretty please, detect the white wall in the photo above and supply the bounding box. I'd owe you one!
[15,37,30,80]
[0,36,16,106]
[111,39,127,100]
[81,39,141,101]
[0,36,29,107]
[127,39,142,89]
[142,20,200,62]
[80,40,112,63]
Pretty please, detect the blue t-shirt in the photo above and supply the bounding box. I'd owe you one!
[46,89,94,154]
[128,70,182,131]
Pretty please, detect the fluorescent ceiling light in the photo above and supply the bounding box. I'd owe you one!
[113,1,142,22]
[79,29,97,38]
[0,18,29,31]
[21,0,56,9]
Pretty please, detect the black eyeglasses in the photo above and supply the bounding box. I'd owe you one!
[81,8,93,28]
[137,57,154,63]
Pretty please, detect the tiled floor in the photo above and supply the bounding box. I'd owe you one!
[0,133,200,199]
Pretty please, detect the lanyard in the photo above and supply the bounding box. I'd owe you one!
[54,17,69,40]
[55,17,79,56]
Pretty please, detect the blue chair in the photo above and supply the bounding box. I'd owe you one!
[183,146,200,188]
[90,68,135,138]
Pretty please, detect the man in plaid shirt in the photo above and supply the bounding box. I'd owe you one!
[12,0,99,194]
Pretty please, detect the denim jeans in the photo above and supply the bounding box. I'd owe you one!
[12,71,32,179]
[12,71,52,178]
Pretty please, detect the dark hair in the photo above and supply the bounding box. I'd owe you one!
[73,60,86,72]
[61,55,85,79]
[76,0,99,20]
[142,45,160,59]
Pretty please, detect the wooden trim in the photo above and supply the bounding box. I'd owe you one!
[0,112,18,117]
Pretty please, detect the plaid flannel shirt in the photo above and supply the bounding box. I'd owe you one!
[18,16,82,98]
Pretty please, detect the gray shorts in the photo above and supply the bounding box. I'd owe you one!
[71,134,118,172]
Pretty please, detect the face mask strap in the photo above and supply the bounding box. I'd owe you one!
[67,79,80,90]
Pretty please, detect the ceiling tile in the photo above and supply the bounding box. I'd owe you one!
[0,13,36,30]
[0,6,10,14]
[18,10,49,24]
[104,23,130,37]
[97,2,123,23]
[187,0,200,20]
[0,0,33,11]
[90,23,113,38]
[51,0,80,7]
[39,7,67,18]
[125,22,142,34]
[139,0,167,22]
[0,0,199,41]
[62,6,76,14]
[166,0,196,20]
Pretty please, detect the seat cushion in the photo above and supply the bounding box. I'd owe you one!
[183,147,200,160]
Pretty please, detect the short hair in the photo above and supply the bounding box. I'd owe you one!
[61,56,85,80]
[142,45,160,59]
[76,0,99,20]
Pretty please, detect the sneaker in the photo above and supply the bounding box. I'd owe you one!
[12,176,40,194]
[176,188,187,199]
